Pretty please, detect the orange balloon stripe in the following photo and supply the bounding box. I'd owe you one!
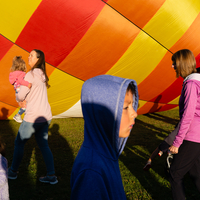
[150,55,200,104]
[150,78,183,103]
[1,0,200,120]
[0,43,55,106]
[170,13,200,56]
[57,5,141,81]
[149,14,200,104]
[138,51,175,101]
[107,0,166,28]
[15,0,106,67]
[138,13,200,103]
[0,45,30,106]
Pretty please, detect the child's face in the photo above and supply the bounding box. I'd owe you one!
[119,90,137,138]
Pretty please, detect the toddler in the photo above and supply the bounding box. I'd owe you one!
[9,56,32,123]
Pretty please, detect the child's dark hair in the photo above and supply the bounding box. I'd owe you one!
[126,81,135,94]
[0,137,6,157]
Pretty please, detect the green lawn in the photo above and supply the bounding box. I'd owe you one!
[1,109,200,200]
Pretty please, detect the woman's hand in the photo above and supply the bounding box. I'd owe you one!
[28,83,32,89]
[169,145,179,154]
[18,100,26,108]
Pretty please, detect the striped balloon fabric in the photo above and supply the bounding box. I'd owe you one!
[0,0,200,120]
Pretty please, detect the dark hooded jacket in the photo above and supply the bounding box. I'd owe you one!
[70,75,139,200]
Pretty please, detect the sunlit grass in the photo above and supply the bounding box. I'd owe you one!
[28,148,37,184]
[1,109,200,199]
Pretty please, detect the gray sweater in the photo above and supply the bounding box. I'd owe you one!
[0,154,9,200]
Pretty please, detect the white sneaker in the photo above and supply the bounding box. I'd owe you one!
[13,114,23,123]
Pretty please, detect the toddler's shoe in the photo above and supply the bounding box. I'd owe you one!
[13,114,23,123]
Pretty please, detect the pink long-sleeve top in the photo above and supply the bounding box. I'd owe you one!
[9,71,30,91]
[16,68,52,123]
[173,73,200,148]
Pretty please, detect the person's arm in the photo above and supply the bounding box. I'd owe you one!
[172,81,197,149]
[16,72,32,102]
[9,72,16,85]
[168,122,180,154]
[17,72,31,88]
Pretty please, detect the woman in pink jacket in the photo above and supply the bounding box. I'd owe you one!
[169,49,200,199]
[8,49,58,184]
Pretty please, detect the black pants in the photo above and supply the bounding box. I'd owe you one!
[169,140,200,200]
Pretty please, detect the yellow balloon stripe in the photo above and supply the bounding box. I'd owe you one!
[143,0,200,49]
[0,0,42,42]
[48,69,84,116]
[106,0,200,84]
[106,31,167,84]
[138,100,147,110]
[168,96,180,105]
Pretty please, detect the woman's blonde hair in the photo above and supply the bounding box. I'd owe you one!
[10,56,27,72]
[172,49,197,79]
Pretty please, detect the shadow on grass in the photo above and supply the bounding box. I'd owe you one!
[0,120,73,200]
[120,118,172,200]
[144,112,179,126]
[120,112,200,200]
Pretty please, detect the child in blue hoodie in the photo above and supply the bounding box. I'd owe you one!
[70,75,139,200]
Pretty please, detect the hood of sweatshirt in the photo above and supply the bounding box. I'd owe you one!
[183,73,200,87]
[81,75,139,160]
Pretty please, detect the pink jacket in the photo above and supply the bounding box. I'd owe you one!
[173,73,200,148]
[16,68,52,123]
[9,71,30,90]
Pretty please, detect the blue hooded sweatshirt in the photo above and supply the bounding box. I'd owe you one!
[70,75,139,200]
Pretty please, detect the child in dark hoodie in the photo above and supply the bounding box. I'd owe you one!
[70,75,139,200]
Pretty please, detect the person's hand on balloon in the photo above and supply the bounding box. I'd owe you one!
[169,145,179,154]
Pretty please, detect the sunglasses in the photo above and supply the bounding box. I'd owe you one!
[173,62,176,70]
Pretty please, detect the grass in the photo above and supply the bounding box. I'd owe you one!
[1,109,200,200]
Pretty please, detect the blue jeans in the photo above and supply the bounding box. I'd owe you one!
[11,120,55,175]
